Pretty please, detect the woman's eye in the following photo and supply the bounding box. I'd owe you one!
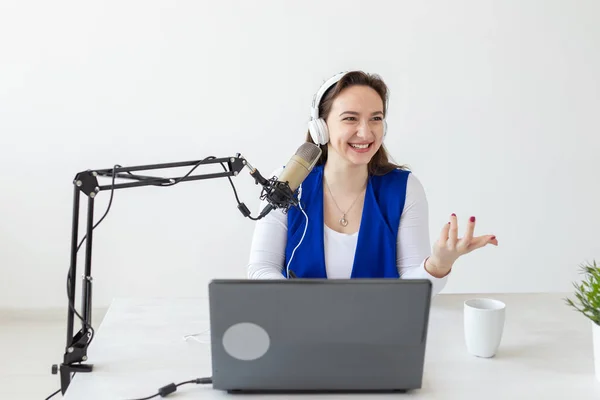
[343,117,357,121]
[372,116,383,121]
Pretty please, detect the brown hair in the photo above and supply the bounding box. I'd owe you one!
[306,70,408,175]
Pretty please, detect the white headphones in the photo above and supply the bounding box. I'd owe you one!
[308,71,388,146]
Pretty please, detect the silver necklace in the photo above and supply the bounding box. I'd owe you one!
[324,176,366,227]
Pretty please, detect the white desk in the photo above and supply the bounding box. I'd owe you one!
[63,293,600,399]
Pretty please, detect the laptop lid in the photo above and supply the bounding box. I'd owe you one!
[208,279,432,393]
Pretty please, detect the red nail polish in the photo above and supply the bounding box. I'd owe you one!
[451,213,456,217]
[470,216,475,222]
[491,236,496,240]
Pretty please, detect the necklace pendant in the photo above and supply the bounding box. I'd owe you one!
[340,215,348,227]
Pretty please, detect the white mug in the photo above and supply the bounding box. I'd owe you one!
[464,298,506,358]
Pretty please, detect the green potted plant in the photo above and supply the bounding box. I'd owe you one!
[565,260,600,381]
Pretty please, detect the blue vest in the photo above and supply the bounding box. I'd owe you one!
[284,164,410,278]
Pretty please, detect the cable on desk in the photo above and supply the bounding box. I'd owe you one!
[126,377,213,400]
[45,388,61,400]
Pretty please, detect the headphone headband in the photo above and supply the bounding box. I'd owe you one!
[308,70,388,146]
[310,71,348,120]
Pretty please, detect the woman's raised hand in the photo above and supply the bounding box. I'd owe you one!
[426,213,498,277]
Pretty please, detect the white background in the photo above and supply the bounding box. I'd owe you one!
[1,0,599,309]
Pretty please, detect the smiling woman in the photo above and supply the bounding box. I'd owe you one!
[306,71,401,176]
[246,71,498,293]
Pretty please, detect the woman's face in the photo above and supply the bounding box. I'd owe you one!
[324,85,385,168]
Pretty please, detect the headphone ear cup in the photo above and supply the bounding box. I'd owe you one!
[316,118,329,144]
[308,118,329,145]
[308,119,321,145]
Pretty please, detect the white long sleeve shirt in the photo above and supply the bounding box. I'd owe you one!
[246,170,449,296]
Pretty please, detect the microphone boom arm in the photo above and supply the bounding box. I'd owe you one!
[52,153,259,395]
[80,156,248,194]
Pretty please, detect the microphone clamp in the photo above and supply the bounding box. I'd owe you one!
[245,162,299,215]
[259,177,299,213]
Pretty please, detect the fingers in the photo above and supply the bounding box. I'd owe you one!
[448,213,458,247]
[443,213,498,254]
[459,216,476,251]
[468,235,499,252]
[439,220,450,243]
[475,235,498,247]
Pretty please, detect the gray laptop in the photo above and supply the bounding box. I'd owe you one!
[208,278,432,393]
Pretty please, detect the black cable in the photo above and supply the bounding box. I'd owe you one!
[157,156,217,187]
[126,377,212,400]
[124,157,262,220]
[128,392,159,400]
[66,164,121,349]
[45,388,61,400]
[222,167,243,204]
[156,157,264,220]
[216,162,263,221]
[45,372,77,400]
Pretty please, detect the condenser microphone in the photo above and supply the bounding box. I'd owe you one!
[257,142,322,218]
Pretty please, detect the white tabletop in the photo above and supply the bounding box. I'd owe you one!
[63,293,600,399]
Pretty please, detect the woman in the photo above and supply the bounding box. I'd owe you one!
[247,71,497,296]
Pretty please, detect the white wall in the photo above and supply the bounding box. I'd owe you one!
[1,0,599,309]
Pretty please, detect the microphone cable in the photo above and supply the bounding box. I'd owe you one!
[125,377,213,400]
[44,388,61,400]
